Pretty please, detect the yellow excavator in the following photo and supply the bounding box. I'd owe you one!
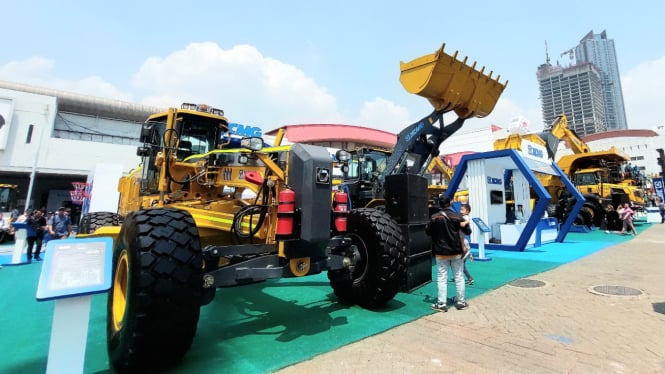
[494,114,644,227]
[426,156,455,186]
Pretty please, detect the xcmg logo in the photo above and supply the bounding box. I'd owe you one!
[487,176,502,185]
[228,123,262,137]
[527,145,544,159]
[404,123,424,142]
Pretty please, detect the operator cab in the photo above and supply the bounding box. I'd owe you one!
[574,170,604,186]
[136,103,229,194]
[344,149,389,181]
[0,185,18,216]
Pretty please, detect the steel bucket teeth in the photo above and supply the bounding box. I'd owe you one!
[400,43,508,118]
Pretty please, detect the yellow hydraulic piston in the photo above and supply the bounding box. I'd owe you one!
[400,43,508,118]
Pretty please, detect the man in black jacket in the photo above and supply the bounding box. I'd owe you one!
[26,209,47,262]
[425,194,471,312]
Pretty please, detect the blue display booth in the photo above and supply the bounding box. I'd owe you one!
[446,148,585,251]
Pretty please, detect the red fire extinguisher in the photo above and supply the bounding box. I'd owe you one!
[276,188,295,237]
[333,190,348,233]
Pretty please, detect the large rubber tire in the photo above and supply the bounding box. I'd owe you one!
[573,209,593,228]
[78,211,123,234]
[107,208,203,373]
[557,194,594,228]
[328,208,407,309]
[581,195,605,228]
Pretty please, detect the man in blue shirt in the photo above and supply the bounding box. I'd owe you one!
[48,207,72,239]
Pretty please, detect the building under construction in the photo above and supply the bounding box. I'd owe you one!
[537,61,606,136]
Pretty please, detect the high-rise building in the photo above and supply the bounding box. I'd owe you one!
[537,61,606,136]
[574,30,628,131]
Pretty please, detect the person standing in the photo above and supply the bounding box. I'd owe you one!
[426,194,471,312]
[514,204,525,222]
[0,213,11,242]
[26,209,47,262]
[459,203,475,285]
[619,203,637,236]
[48,207,72,240]
[603,204,622,233]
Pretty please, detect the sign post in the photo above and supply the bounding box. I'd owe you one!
[36,237,113,374]
[471,217,492,261]
[9,221,30,265]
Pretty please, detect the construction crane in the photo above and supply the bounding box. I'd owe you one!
[560,48,575,65]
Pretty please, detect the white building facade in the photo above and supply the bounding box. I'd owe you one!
[0,81,163,212]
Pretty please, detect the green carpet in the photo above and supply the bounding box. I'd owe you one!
[0,223,650,373]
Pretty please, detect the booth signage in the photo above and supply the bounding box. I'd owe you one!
[487,176,502,185]
[653,177,664,203]
[527,145,544,159]
[521,139,548,162]
[229,123,262,137]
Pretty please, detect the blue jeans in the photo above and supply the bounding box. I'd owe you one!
[436,255,465,305]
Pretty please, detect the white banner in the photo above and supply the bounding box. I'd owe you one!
[520,138,549,162]
[653,177,664,205]
[0,97,14,150]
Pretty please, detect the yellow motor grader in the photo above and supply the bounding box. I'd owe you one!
[78,44,505,372]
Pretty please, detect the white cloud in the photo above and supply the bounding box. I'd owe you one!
[0,57,54,80]
[0,57,132,101]
[622,56,665,129]
[133,42,343,129]
[353,98,411,134]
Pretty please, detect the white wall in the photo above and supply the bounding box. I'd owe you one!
[0,89,56,170]
[440,127,494,156]
[0,88,141,176]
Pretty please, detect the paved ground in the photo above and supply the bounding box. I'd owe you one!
[276,223,665,373]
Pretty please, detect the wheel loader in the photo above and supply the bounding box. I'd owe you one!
[77,44,505,372]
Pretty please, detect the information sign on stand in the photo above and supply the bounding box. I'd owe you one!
[8,221,30,265]
[471,217,492,261]
[36,237,113,374]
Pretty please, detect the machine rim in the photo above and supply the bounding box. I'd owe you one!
[346,232,369,283]
[112,249,129,333]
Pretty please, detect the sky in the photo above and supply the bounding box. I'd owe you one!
[2,1,664,137]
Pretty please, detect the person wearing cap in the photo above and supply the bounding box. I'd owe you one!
[48,207,72,240]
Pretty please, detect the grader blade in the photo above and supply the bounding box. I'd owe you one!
[400,43,508,118]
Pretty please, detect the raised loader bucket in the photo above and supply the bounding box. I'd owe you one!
[400,43,508,118]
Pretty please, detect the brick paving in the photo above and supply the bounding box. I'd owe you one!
[276,223,665,373]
